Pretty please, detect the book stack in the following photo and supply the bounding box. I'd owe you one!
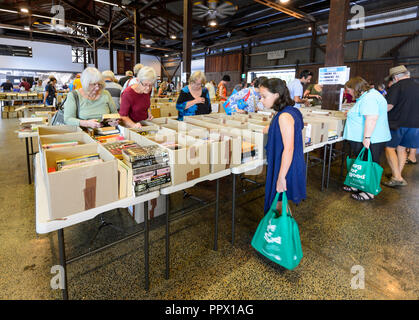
[102,140,137,160]
[122,144,171,196]
[18,117,45,132]
[50,153,103,172]
[241,141,257,163]
[42,141,79,150]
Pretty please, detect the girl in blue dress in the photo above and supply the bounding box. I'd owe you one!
[259,78,307,213]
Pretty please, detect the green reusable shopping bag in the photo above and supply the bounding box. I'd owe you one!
[251,192,303,270]
[344,147,383,195]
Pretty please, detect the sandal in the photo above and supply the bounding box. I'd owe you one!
[343,186,358,192]
[351,192,374,201]
[382,178,408,187]
[406,159,417,165]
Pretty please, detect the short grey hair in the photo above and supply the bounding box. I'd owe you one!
[393,71,410,81]
[137,66,157,84]
[81,67,104,90]
[133,63,143,75]
[102,70,115,81]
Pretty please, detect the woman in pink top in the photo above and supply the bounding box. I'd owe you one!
[119,67,156,129]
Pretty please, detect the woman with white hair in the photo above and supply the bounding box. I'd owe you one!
[119,66,156,128]
[176,71,211,121]
[64,67,118,128]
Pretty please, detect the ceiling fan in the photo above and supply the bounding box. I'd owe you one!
[193,0,238,26]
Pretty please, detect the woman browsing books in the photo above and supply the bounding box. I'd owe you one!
[63,67,119,128]
[119,66,157,129]
[259,78,306,213]
[176,71,211,121]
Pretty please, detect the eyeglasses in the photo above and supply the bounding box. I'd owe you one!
[140,81,153,88]
[191,81,204,87]
[89,82,103,88]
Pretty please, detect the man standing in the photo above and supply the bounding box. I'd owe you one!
[102,70,122,110]
[383,65,419,187]
[1,79,13,92]
[19,78,31,91]
[118,70,134,87]
[287,70,313,108]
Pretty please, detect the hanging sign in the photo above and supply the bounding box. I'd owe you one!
[267,50,285,60]
[318,66,350,85]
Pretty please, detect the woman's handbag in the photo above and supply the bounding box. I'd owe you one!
[51,91,79,126]
[344,147,383,195]
[251,192,303,270]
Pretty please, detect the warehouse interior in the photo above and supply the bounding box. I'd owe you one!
[0,0,418,300]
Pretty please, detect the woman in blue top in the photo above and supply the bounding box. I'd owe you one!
[176,71,211,121]
[343,77,391,201]
[259,78,306,213]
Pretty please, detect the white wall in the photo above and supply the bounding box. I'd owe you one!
[0,37,160,76]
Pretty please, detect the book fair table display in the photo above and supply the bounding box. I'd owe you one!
[30,107,346,299]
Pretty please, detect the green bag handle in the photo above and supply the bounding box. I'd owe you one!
[356,147,372,163]
[269,192,291,217]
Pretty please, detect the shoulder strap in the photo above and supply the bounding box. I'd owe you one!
[73,90,80,119]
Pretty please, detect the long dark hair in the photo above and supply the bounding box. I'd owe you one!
[260,78,295,111]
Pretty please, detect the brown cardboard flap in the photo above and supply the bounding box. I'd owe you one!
[187,168,200,181]
[84,177,97,210]
[149,198,157,219]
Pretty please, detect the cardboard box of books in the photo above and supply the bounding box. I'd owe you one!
[304,113,345,139]
[38,125,82,136]
[248,112,274,122]
[218,127,263,163]
[303,120,329,145]
[159,104,178,118]
[42,143,118,219]
[182,117,242,169]
[130,130,210,185]
[39,132,96,152]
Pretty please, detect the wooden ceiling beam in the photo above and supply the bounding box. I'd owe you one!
[253,0,316,22]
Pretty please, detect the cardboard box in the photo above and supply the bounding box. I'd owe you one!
[304,114,346,139]
[130,130,210,185]
[42,143,119,219]
[248,112,274,122]
[2,111,8,119]
[150,107,161,119]
[8,111,18,118]
[128,195,167,224]
[3,106,9,112]
[38,125,82,136]
[304,120,329,145]
[159,103,178,118]
[38,132,96,152]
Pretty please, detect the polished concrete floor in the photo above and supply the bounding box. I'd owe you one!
[0,117,418,300]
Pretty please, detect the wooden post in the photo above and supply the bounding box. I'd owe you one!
[322,0,350,110]
[182,0,192,83]
[357,40,364,60]
[93,40,98,69]
[134,9,141,64]
[310,22,317,63]
[109,6,114,72]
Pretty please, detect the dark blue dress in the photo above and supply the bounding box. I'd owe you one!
[264,106,306,214]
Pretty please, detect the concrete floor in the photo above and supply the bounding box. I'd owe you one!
[0,117,418,300]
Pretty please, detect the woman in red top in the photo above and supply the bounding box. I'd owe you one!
[119,66,156,129]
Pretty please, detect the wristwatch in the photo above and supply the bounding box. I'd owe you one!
[364,137,371,140]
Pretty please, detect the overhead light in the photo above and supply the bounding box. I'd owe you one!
[145,44,151,48]
[308,27,312,31]
[164,54,169,57]
[170,34,176,40]
[280,0,290,3]
[94,0,126,9]
[20,8,29,13]
[208,20,217,27]
[24,26,31,30]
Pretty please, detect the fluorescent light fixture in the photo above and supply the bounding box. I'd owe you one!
[0,8,18,14]
[94,0,126,9]
[20,8,29,13]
